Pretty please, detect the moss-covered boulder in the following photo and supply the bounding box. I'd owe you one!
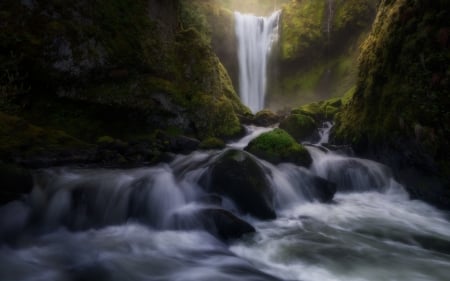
[199,137,226,150]
[245,129,312,167]
[253,109,281,126]
[199,149,276,220]
[291,92,352,123]
[333,0,450,209]
[279,114,317,141]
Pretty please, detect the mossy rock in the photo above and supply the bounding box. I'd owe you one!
[292,96,347,122]
[0,111,88,160]
[189,95,242,139]
[1,0,248,144]
[253,109,280,126]
[279,114,317,141]
[199,137,225,150]
[199,149,276,219]
[245,129,312,167]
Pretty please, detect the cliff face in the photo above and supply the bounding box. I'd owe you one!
[267,0,378,109]
[0,0,248,143]
[333,0,450,208]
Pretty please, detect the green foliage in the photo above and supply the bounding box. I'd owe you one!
[215,0,290,15]
[245,128,312,166]
[270,0,377,108]
[280,0,326,60]
[333,0,378,32]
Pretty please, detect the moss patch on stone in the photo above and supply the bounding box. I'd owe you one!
[0,111,88,160]
[245,128,312,167]
[199,137,226,150]
[279,114,317,141]
[333,0,449,188]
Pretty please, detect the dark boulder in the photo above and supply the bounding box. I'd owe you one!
[199,208,255,240]
[168,135,200,154]
[199,149,276,220]
[0,164,34,204]
[304,176,337,203]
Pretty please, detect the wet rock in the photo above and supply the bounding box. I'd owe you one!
[306,176,337,203]
[199,149,276,220]
[0,164,34,204]
[199,208,255,240]
[158,132,200,154]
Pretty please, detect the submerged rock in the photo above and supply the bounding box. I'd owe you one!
[198,208,255,241]
[245,129,312,167]
[199,149,276,220]
[304,176,337,203]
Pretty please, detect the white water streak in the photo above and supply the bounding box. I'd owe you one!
[235,11,281,113]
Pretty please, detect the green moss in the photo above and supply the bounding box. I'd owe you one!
[1,0,248,144]
[190,95,242,138]
[334,0,449,178]
[0,111,87,160]
[291,95,347,123]
[199,137,226,149]
[96,136,115,145]
[245,128,312,166]
[279,114,316,141]
[253,109,279,126]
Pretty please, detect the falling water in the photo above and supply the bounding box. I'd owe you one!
[235,10,281,113]
[326,0,334,43]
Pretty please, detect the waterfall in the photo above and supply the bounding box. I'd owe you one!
[235,10,281,113]
[326,0,334,43]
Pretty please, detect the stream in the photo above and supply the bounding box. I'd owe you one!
[1,126,449,281]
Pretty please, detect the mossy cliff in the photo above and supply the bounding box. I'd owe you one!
[333,0,450,208]
[268,0,378,109]
[0,0,248,150]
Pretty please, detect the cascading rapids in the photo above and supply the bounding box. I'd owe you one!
[1,125,450,281]
[235,10,281,113]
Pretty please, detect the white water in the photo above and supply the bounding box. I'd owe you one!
[1,127,450,281]
[235,10,281,113]
[316,121,333,145]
